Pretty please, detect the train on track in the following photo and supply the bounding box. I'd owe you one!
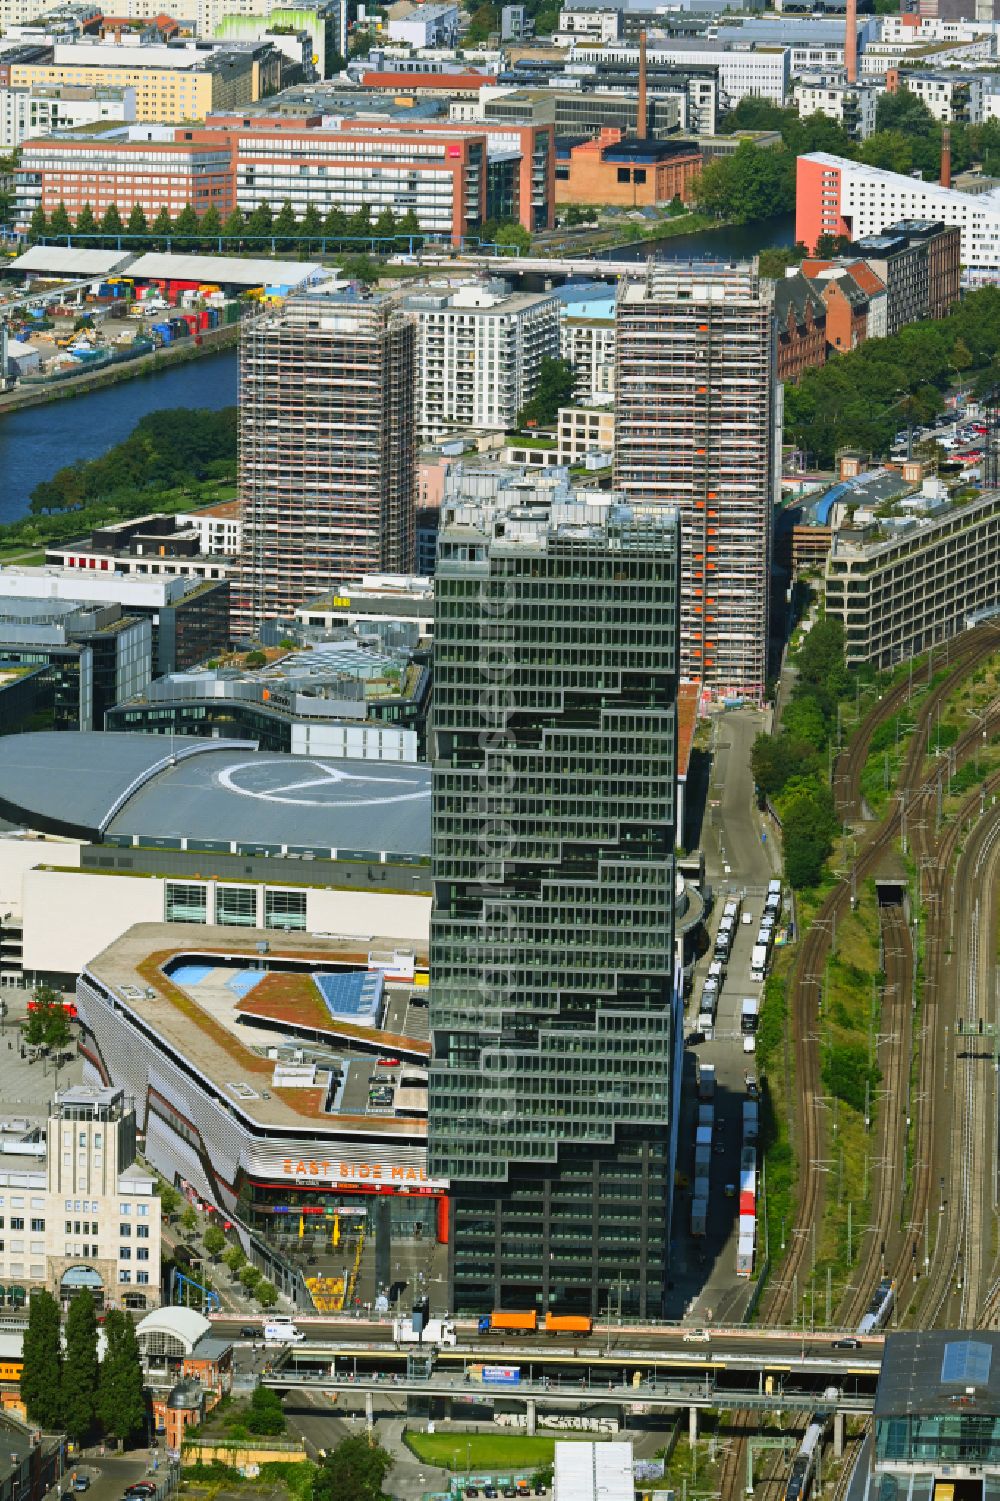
[784,1388,840,1501]
[858,1277,895,1335]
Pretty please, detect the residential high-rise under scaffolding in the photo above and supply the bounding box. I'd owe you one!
[234,288,416,635]
[614,263,779,701]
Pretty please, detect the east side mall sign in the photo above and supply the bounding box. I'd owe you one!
[279,1157,448,1194]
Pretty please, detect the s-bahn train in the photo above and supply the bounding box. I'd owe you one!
[858,1277,895,1335]
[784,1390,840,1501]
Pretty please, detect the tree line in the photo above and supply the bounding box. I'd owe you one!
[783,284,1000,465]
[23,1290,146,1446]
[29,406,237,516]
[751,616,850,890]
[29,197,532,254]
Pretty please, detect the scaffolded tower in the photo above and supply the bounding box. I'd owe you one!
[235,289,416,636]
[614,262,778,701]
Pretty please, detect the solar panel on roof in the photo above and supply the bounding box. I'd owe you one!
[314,970,384,1023]
[942,1340,992,1385]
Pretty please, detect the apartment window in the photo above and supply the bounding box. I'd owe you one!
[119,1203,131,1215]
[216,885,257,926]
[10,1217,23,1231]
[165,882,207,923]
[137,1224,149,1238]
[119,1270,131,1284]
[136,1247,149,1261]
[119,1248,131,1261]
[137,1204,149,1217]
[30,1218,44,1232]
[120,1224,131,1237]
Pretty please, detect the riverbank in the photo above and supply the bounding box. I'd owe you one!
[0,320,241,418]
[0,476,237,559]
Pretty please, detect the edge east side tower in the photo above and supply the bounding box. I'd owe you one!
[429,469,682,1319]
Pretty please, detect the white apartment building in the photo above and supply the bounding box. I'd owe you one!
[561,310,615,402]
[555,5,622,43]
[860,36,994,72]
[190,503,242,557]
[904,71,985,124]
[0,84,136,150]
[798,150,1000,283]
[0,1085,162,1311]
[405,282,561,441]
[577,42,791,105]
[386,1,458,48]
[793,75,878,140]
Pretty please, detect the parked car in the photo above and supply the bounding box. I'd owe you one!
[73,1480,90,1493]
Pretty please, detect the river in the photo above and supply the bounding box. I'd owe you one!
[594,212,796,263]
[0,347,239,526]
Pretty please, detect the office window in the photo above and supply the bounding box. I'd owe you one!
[216,885,257,926]
[264,888,306,931]
[165,882,207,923]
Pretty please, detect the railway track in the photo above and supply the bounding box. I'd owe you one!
[765,628,1000,1327]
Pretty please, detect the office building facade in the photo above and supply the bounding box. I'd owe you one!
[235,289,416,635]
[614,264,778,700]
[429,470,681,1319]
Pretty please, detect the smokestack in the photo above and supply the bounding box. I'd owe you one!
[845,0,857,83]
[637,28,648,139]
[941,124,952,188]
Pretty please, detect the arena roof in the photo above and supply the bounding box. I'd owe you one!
[0,732,431,856]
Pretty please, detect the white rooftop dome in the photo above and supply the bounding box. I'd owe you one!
[136,1305,211,1356]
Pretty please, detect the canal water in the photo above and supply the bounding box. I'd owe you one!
[0,214,794,527]
[0,347,239,527]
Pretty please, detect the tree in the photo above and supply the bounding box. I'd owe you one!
[300,203,323,245]
[340,253,379,285]
[222,206,246,244]
[255,1279,278,1309]
[494,222,530,255]
[695,140,795,224]
[28,205,48,243]
[223,1244,246,1276]
[21,1290,63,1432]
[49,201,72,238]
[373,206,397,243]
[875,85,936,138]
[62,1290,99,1445]
[199,203,222,247]
[517,355,577,428]
[397,208,422,247]
[246,201,273,240]
[244,649,267,669]
[322,204,348,242]
[314,1436,394,1501]
[97,1310,146,1448]
[463,0,498,44]
[203,1224,226,1260]
[273,198,298,250]
[348,202,372,240]
[156,1180,180,1219]
[100,203,124,244]
[246,1383,286,1436]
[173,203,199,240]
[180,1203,198,1235]
[239,1262,261,1293]
[75,203,97,239]
[127,203,149,246]
[23,985,70,1053]
[783,784,838,890]
[151,206,173,241]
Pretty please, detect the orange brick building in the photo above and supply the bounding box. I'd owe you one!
[555,127,700,209]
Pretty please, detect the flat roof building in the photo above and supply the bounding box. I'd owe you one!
[875,1332,1000,1485]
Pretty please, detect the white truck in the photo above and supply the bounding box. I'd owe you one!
[751,943,768,982]
[392,1317,457,1347]
[264,1317,306,1345]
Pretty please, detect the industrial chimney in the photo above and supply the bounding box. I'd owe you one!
[638,28,648,139]
[941,124,952,188]
[845,0,857,83]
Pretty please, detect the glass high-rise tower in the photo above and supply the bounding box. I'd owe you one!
[428,469,682,1319]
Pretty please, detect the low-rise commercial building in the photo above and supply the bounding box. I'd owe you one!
[294,574,434,642]
[405,282,560,440]
[554,127,700,208]
[556,401,614,463]
[78,921,440,1306]
[46,512,235,585]
[824,488,1000,668]
[0,567,229,675]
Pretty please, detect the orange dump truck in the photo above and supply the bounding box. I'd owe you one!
[543,1314,593,1335]
[478,1310,538,1332]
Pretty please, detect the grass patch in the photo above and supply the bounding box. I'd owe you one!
[403,1432,589,1470]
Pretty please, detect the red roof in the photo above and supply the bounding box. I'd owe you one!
[360,70,488,90]
[677,679,700,781]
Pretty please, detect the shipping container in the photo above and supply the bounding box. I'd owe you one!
[691,1199,708,1237]
[487,1310,537,1332]
[694,1173,710,1202]
[736,1235,755,1277]
[739,1213,756,1240]
[543,1314,592,1335]
[742,1102,759,1142]
[697,1063,716,1100]
[698,1104,714,1129]
[695,1144,712,1174]
[696,1126,712,1148]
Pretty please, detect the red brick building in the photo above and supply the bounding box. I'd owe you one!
[773,272,828,382]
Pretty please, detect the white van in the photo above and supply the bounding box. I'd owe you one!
[264,1317,306,1345]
